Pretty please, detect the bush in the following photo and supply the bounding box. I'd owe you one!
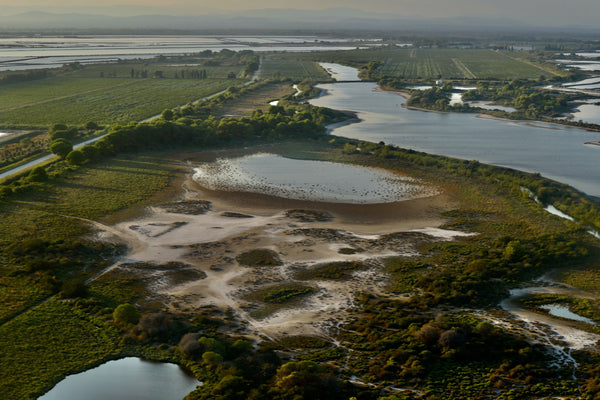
[202,351,223,366]
[80,145,100,161]
[178,332,201,356]
[113,303,141,325]
[27,166,48,182]
[49,138,73,158]
[236,249,282,267]
[59,278,87,298]
[66,150,86,165]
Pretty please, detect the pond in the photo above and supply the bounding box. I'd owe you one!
[192,153,435,204]
[38,358,201,400]
[568,103,600,125]
[540,304,597,325]
[310,65,600,197]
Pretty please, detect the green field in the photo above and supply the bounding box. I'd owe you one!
[259,56,331,80]
[0,78,243,127]
[294,48,556,80]
[378,48,551,79]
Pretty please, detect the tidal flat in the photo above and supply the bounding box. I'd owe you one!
[92,149,455,340]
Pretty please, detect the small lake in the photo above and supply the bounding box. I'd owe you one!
[309,65,600,197]
[38,358,201,400]
[540,304,597,325]
[467,101,517,113]
[568,103,600,125]
[193,153,435,204]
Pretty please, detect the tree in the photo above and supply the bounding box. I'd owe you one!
[59,278,87,298]
[49,138,73,158]
[179,333,201,356]
[66,150,86,165]
[161,109,174,121]
[113,303,141,325]
[202,351,223,366]
[27,166,48,182]
[80,144,100,161]
[85,121,99,131]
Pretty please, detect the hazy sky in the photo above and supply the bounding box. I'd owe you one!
[2,0,598,24]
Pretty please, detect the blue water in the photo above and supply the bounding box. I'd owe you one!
[310,79,600,197]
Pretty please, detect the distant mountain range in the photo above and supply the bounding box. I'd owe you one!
[0,9,597,34]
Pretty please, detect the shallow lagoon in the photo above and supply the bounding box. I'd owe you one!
[310,75,600,197]
[38,358,201,400]
[193,153,434,204]
[540,304,596,325]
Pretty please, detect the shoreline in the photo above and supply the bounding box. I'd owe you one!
[377,85,600,132]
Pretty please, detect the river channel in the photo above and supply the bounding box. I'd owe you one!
[309,65,600,197]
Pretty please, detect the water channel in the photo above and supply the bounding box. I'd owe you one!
[309,65,600,197]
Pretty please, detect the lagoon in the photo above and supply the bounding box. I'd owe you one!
[310,66,600,197]
[192,153,434,204]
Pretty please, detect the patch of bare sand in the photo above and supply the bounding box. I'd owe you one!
[93,170,460,341]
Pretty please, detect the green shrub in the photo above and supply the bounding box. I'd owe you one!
[112,303,141,325]
[236,249,282,267]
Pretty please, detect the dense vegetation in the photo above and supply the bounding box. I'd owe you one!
[2,44,600,400]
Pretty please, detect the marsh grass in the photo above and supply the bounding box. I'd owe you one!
[236,249,283,267]
[244,283,316,319]
[0,299,122,400]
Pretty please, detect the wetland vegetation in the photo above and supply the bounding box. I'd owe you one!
[2,38,600,400]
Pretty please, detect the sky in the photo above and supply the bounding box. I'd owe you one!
[1,0,598,25]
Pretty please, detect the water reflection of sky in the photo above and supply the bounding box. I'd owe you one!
[193,153,434,204]
[0,36,381,71]
[38,358,200,400]
[309,75,600,197]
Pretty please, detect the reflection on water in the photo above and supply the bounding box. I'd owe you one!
[38,358,201,400]
[568,103,600,125]
[540,304,596,325]
[318,62,361,81]
[193,153,435,204]
[309,77,600,196]
[467,101,517,113]
[0,36,375,71]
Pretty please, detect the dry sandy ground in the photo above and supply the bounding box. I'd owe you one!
[91,161,464,340]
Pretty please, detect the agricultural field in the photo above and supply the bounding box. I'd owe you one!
[0,56,249,128]
[0,78,243,126]
[377,48,552,79]
[259,56,331,81]
[295,48,557,80]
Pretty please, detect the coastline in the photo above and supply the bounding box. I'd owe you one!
[377,85,600,132]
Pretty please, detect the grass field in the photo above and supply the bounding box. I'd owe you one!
[259,56,331,81]
[0,299,122,400]
[294,48,557,80]
[0,155,177,399]
[0,78,243,127]
[0,155,174,322]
